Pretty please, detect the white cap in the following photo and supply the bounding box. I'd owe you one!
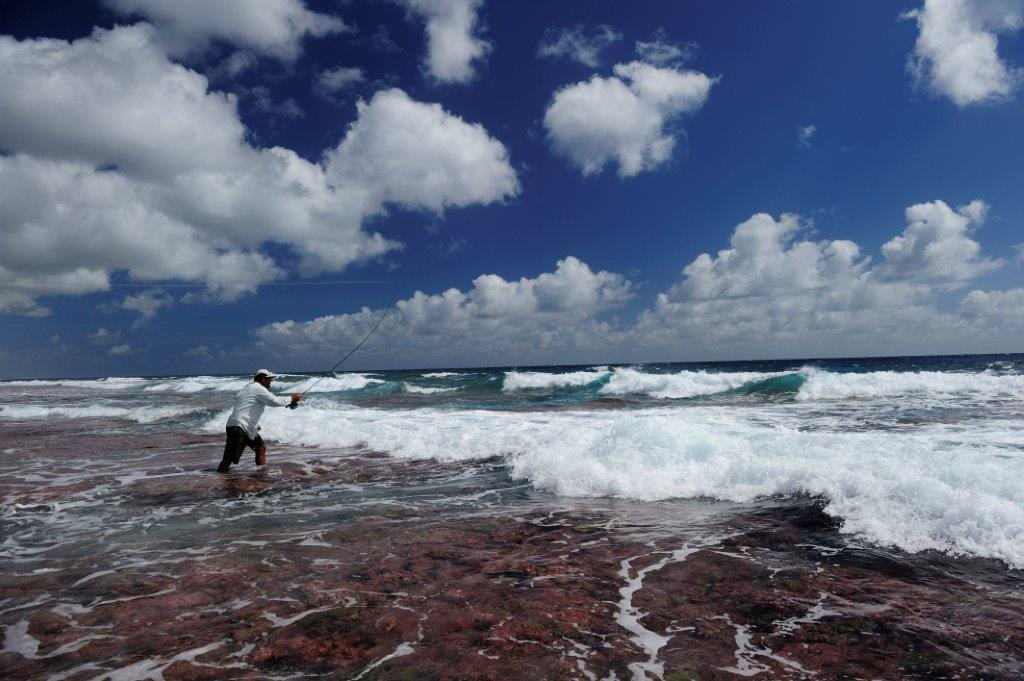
[254,368,278,379]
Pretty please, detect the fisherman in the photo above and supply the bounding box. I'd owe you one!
[217,369,302,473]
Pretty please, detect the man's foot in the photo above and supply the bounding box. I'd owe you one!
[217,461,231,473]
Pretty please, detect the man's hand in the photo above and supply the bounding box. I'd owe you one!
[291,393,303,404]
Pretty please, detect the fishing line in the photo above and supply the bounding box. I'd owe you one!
[290,282,394,404]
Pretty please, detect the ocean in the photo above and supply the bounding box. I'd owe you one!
[1,354,1023,679]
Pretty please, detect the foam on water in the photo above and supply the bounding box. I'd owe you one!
[1,404,201,423]
[600,368,782,399]
[240,403,1024,568]
[796,368,1024,401]
[503,368,609,391]
[403,384,459,394]
[143,376,249,393]
[289,374,385,393]
[0,377,147,390]
[421,372,467,378]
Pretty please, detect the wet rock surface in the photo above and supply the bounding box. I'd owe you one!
[1,420,1023,680]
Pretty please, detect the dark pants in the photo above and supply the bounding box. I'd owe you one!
[218,426,265,472]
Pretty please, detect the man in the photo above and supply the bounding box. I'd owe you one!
[218,369,302,473]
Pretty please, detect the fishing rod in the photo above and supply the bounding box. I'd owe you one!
[288,282,394,408]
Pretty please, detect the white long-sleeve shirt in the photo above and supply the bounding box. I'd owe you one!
[226,382,291,438]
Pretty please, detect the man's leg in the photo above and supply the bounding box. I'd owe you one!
[253,436,266,466]
[218,427,243,473]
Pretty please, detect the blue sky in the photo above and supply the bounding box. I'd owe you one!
[1,0,1022,377]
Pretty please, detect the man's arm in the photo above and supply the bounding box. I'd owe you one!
[254,384,301,407]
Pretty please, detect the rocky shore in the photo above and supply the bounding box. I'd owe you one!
[1,422,1023,680]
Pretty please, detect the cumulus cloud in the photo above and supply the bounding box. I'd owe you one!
[87,327,122,344]
[184,344,212,358]
[544,60,715,177]
[637,199,1007,358]
[325,88,520,215]
[538,25,622,68]
[316,66,366,95]
[108,343,133,356]
[0,24,245,180]
[254,257,632,364]
[104,0,350,59]
[960,287,1024,319]
[904,0,1024,106]
[874,200,1001,283]
[120,289,174,325]
[797,124,816,147]
[634,28,697,66]
[395,0,490,83]
[213,51,258,78]
[0,26,518,314]
[252,203,1021,364]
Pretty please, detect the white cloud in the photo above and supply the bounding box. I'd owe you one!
[636,200,1007,358]
[538,25,621,68]
[241,85,304,119]
[251,205,1022,365]
[120,289,174,325]
[0,153,283,308]
[325,88,520,215]
[255,257,632,363]
[543,60,715,177]
[104,0,350,59]
[666,213,872,302]
[213,51,258,78]
[874,200,1001,283]
[960,287,1024,319]
[904,0,1024,106]
[797,124,816,147]
[87,327,122,344]
[0,27,518,314]
[109,343,133,356]
[395,0,490,83]
[316,66,366,95]
[634,28,696,66]
[0,24,245,180]
[184,344,212,358]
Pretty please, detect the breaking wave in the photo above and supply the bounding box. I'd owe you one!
[289,374,386,393]
[404,384,459,394]
[0,404,202,423]
[503,368,609,391]
[144,376,250,393]
[244,403,1024,568]
[0,377,148,390]
[600,368,787,399]
[795,368,1024,401]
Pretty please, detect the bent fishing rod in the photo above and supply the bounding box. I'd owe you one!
[287,281,394,408]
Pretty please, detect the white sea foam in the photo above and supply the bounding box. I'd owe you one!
[290,374,386,392]
[601,368,780,399]
[0,404,200,423]
[143,376,249,393]
[503,368,609,391]
[403,383,459,394]
[797,368,1024,401]
[243,403,1024,568]
[0,377,147,390]
[421,372,466,378]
